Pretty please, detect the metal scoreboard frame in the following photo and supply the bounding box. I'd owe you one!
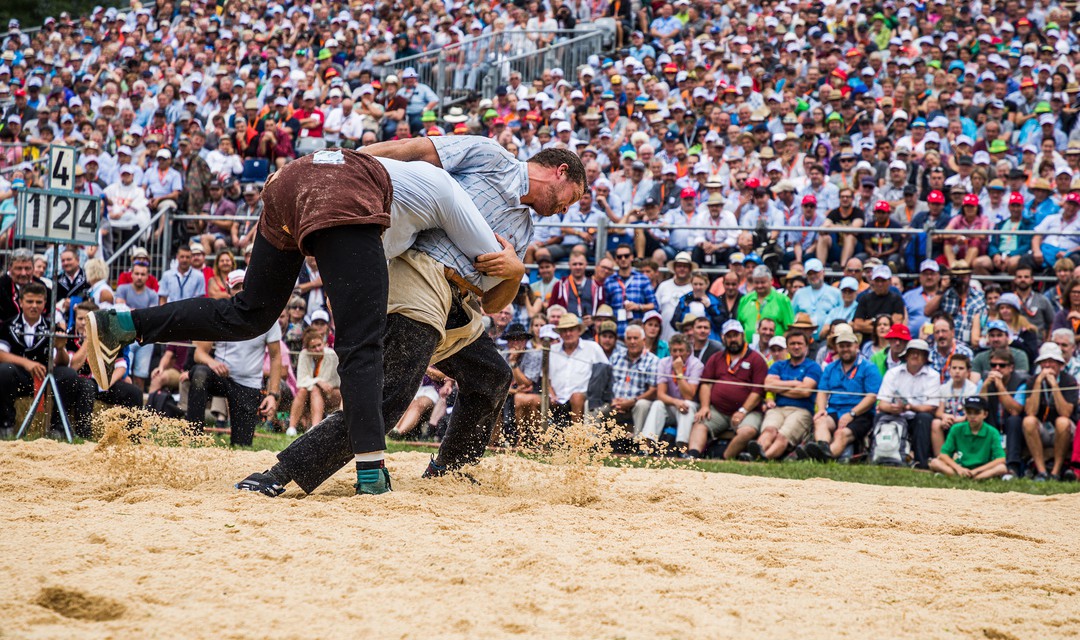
[16,187,101,245]
[15,145,102,246]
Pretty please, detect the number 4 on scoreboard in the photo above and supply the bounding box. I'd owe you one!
[49,145,76,192]
[74,198,99,245]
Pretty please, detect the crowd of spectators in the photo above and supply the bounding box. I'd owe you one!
[5,0,1080,479]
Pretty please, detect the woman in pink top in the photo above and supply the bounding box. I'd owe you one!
[943,193,991,267]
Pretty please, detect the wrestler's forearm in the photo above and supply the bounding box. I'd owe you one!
[361,138,442,167]
[481,278,520,313]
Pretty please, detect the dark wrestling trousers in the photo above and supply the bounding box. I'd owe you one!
[185,365,263,447]
[277,309,513,494]
[131,228,389,454]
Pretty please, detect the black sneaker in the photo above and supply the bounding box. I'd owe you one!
[737,451,754,462]
[422,455,479,484]
[1060,469,1077,482]
[86,310,136,390]
[235,471,286,497]
[422,455,448,478]
[746,440,764,461]
[793,444,809,460]
[1033,472,1050,483]
[804,440,832,462]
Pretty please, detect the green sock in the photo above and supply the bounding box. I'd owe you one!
[116,311,135,333]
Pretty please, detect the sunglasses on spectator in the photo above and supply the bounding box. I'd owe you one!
[989,362,1010,368]
[616,253,633,259]
[289,304,306,310]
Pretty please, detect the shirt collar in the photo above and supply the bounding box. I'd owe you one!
[518,162,530,200]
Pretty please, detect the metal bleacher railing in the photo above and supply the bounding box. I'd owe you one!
[383,27,608,115]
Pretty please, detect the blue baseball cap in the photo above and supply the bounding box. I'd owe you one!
[986,319,1010,333]
[912,118,927,128]
[744,253,762,264]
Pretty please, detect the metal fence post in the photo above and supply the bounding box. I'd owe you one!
[436,50,446,114]
[926,228,933,262]
[540,337,551,424]
[594,217,608,265]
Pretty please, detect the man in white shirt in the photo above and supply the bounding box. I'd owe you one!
[549,313,609,422]
[875,339,941,469]
[104,164,151,249]
[653,252,694,341]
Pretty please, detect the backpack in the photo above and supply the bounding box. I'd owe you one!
[870,415,909,466]
[146,390,183,420]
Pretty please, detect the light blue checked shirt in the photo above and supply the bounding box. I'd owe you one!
[610,349,660,400]
[415,136,534,288]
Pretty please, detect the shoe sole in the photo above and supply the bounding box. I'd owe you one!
[85,312,117,391]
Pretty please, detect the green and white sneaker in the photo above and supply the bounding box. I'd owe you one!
[355,468,393,495]
[86,309,136,390]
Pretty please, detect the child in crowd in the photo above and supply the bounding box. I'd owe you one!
[931,353,979,456]
[929,397,1007,480]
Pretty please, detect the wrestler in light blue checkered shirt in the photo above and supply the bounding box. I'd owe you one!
[415,136,534,288]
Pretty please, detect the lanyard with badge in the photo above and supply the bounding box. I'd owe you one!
[175,270,192,299]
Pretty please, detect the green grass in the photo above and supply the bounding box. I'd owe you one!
[669,458,1080,496]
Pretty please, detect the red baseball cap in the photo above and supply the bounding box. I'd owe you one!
[745,177,761,189]
[1020,77,1036,88]
[873,200,891,212]
[927,190,945,204]
[962,193,980,206]
[1009,192,1025,205]
[802,194,817,206]
[884,324,912,341]
[1067,192,1080,205]
[680,187,697,199]
[663,63,678,73]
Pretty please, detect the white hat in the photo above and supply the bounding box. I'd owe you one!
[310,308,331,323]
[721,319,744,335]
[1039,113,1056,126]
[302,90,318,101]
[401,67,418,79]
[227,269,246,288]
[901,339,931,356]
[919,259,940,272]
[556,121,572,133]
[871,265,892,280]
[155,149,172,160]
[804,258,824,273]
[119,164,136,175]
[839,276,860,291]
[1037,342,1067,364]
[768,336,787,349]
[274,96,289,107]
[117,145,133,156]
[889,159,907,171]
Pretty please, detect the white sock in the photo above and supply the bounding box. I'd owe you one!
[354,452,385,463]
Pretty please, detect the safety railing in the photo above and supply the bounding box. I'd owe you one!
[481,30,603,102]
[103,207,172,282]
[384,28,606,114]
